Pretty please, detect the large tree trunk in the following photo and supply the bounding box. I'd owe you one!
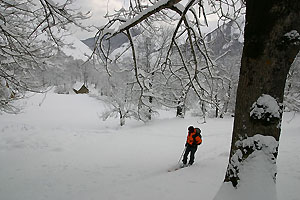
[214,0,300,199]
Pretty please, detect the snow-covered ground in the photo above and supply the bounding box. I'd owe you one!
[0,91,299,200]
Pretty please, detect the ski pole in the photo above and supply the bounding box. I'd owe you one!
[178,146,187,164]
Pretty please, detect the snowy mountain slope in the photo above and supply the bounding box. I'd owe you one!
[81,18,244,61]
[204,18,244,59]
[81,28,141,53]
[0,91,299,200]
[61,34,93,61]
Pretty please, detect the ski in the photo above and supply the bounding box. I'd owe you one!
[167,164,190,172]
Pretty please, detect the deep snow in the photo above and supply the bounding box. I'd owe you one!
[0,91,299,200]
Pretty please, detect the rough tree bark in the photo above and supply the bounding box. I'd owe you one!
[223,0,300,191]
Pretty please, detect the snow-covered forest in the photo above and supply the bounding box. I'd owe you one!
[1,0,299,200]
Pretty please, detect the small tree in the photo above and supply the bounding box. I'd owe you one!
[99,71,138,126]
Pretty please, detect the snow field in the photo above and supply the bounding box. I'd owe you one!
[0,92,299,200]
[277,114,300,200]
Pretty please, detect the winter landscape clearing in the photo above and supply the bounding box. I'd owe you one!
[0,91,299,200]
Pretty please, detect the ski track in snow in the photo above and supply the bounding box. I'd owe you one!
[0,92,299,200]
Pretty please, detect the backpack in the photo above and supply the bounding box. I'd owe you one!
[195,127,202,139]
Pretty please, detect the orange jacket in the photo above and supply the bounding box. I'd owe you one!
[186,130,202,146]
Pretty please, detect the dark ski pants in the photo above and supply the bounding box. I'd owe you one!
[182,145,198,165]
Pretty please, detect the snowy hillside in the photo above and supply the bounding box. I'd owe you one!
[81,29,141,53]
[204,18,244,59]
[0,91,299,200]
[62,34,93,61]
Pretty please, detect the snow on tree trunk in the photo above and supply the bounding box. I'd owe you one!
[214,0,300,199]
[214,135,278,200]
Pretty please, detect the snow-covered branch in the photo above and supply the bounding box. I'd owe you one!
[0,0,90,113]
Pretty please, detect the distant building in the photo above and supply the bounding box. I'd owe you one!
[73,84,89,94]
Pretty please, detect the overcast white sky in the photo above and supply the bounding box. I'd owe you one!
[63,0,125,39]
[65,0,221,40]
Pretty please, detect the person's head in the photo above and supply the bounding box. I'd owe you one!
[188,126,194,133]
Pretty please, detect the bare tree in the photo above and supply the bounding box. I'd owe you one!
[0,0,89,113]
[95,0,228,119]
[94,0,300,199]
[96,66,139,126]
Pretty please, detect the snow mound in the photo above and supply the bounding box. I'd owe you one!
[215,135,279,200]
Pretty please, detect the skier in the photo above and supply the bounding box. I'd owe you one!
[182,126,202,166]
